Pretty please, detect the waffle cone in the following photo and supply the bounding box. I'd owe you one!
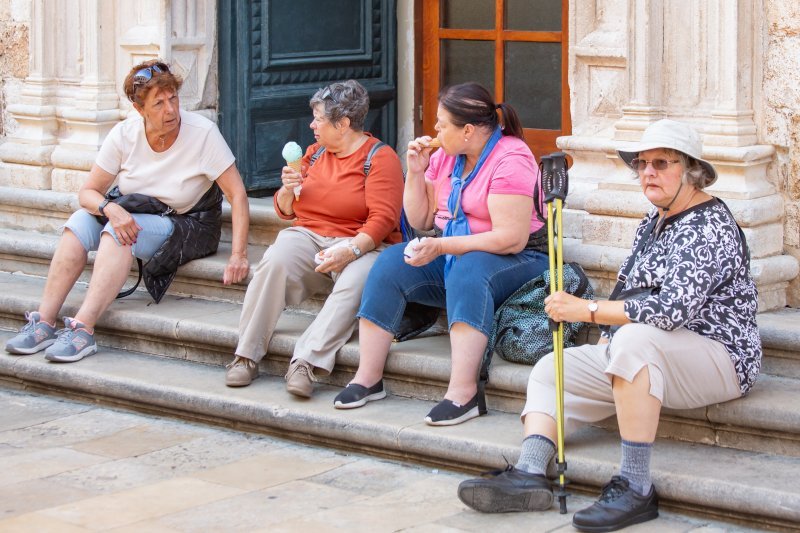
[428,138,441,148]
[287,159,302,173]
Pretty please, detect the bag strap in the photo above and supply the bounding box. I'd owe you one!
[364,141,385,176]
[308,141,386,176]
[116,258,143,299]
[309,145,326,167]
[607,214,659,302]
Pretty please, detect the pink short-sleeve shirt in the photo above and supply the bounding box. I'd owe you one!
[425,135,543,234]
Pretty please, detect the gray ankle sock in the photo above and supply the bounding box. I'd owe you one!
[515,435,555,476]
[620,439,653,495]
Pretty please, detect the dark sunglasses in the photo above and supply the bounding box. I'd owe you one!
[630,158,680,171]
[133,63,169,87]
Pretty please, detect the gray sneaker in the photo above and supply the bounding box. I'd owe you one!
[44,317,98,363]
[5,311,58,355]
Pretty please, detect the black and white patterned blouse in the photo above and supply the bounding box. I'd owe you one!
[615,198,761,395]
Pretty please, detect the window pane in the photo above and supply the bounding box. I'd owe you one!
[505,0,561,31]
[441,0,494,29]
[441,40,495,92]
[504,42,561,130]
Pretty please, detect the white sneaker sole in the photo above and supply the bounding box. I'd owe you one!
[5,338,56,355]
[424,405,481,426]
[334,390,387,409]
[45,344,98,363]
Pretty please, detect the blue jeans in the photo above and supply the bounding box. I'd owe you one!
[64,209,174,261]
[358,243,549,338]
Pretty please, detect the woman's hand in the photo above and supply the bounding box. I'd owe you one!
[544,291,588,323]
[223,252,250,285]
[281,164,304,195]
[104,203,142,246]
[404,237,443,267]
[406,136,437,176]
[315,245,356,274]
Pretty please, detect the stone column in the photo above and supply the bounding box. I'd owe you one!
[50,0,121,192]
[0,0,59,189]
[560,0,798,311]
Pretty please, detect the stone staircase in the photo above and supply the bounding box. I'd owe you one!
[0,185,799,530]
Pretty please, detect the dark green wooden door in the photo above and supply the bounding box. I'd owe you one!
[219,0,397,195]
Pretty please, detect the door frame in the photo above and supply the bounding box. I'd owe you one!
[416,0,570,158]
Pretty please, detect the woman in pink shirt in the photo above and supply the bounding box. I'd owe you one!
[333,82,548,426]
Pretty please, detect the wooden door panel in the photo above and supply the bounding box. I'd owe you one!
[420,0,570,160]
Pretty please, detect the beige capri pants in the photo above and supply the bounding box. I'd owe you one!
[522,323,742,436]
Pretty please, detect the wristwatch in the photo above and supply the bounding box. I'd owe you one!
[587,300,599,323]
[98,199,110,216]
[350,244,362,259]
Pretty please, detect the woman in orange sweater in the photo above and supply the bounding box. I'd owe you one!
[226,80,404,397]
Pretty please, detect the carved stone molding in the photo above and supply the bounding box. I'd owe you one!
[560,0,798,310]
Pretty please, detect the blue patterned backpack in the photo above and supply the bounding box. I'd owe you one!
[481,262,594,376]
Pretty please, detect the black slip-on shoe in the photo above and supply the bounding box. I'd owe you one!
[457,465,553,513]
[425,390,487,426]
[333,381,386,409]
[572,476,659,532]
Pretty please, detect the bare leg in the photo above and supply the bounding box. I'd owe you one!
[445,322,487,404]
[38,229,89,325]
[522,412,558,442]
[350,318,394,386]
[613,366,661,442]
[73,233,134,331]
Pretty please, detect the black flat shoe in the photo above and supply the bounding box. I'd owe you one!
[458,464,553,513]
[333,381,386,409]
[425,389,487,426]
[572,476,659,532]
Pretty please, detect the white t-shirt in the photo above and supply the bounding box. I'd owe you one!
[95,110,236,214]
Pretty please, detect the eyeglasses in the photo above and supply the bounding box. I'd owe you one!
[320,86,339,104]
[133,63,169,87]
[630,158,680,171]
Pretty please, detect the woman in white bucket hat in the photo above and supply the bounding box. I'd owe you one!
[457,119,761,532]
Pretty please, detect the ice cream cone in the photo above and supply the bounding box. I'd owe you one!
[286,159,302,200]
[428,138,441,149]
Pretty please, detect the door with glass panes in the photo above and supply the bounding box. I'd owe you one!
[421,0,569,159]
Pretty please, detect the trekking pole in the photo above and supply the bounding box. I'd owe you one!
[543,152,570,514]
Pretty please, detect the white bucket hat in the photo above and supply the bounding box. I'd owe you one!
[617,119,717,187]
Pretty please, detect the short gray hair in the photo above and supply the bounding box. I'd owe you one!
[309,80,370,131]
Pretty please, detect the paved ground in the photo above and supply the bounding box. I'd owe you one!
[0,387,764,532]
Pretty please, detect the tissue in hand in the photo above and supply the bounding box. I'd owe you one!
[403,237,426,259]
[315,240,352,265]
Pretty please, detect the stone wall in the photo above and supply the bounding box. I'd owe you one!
[762,0,800,306]
[0,0,29,137]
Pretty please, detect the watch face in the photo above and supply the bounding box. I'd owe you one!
[588,302,599,311]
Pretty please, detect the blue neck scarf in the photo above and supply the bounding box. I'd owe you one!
[443,126,503,278]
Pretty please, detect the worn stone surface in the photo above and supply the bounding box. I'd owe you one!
[0,387,769,532]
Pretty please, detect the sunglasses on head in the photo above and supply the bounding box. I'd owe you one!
[133,63,169,87]
[320,86,339,104]
[630,158,680,171]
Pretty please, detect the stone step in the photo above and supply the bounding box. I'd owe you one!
[0,337,797,530]
[1,270,799,460]
[0,186,289,247]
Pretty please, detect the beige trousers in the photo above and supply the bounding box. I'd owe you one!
[522,323,742,436]
[235,226,384,373]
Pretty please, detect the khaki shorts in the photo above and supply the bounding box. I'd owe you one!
[522,323,742,436]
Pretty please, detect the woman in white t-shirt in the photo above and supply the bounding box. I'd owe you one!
[4,60,250,363]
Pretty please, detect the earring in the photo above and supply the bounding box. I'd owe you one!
[464,137,468,142]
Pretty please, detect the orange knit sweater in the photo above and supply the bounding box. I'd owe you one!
[274,135,404,245]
